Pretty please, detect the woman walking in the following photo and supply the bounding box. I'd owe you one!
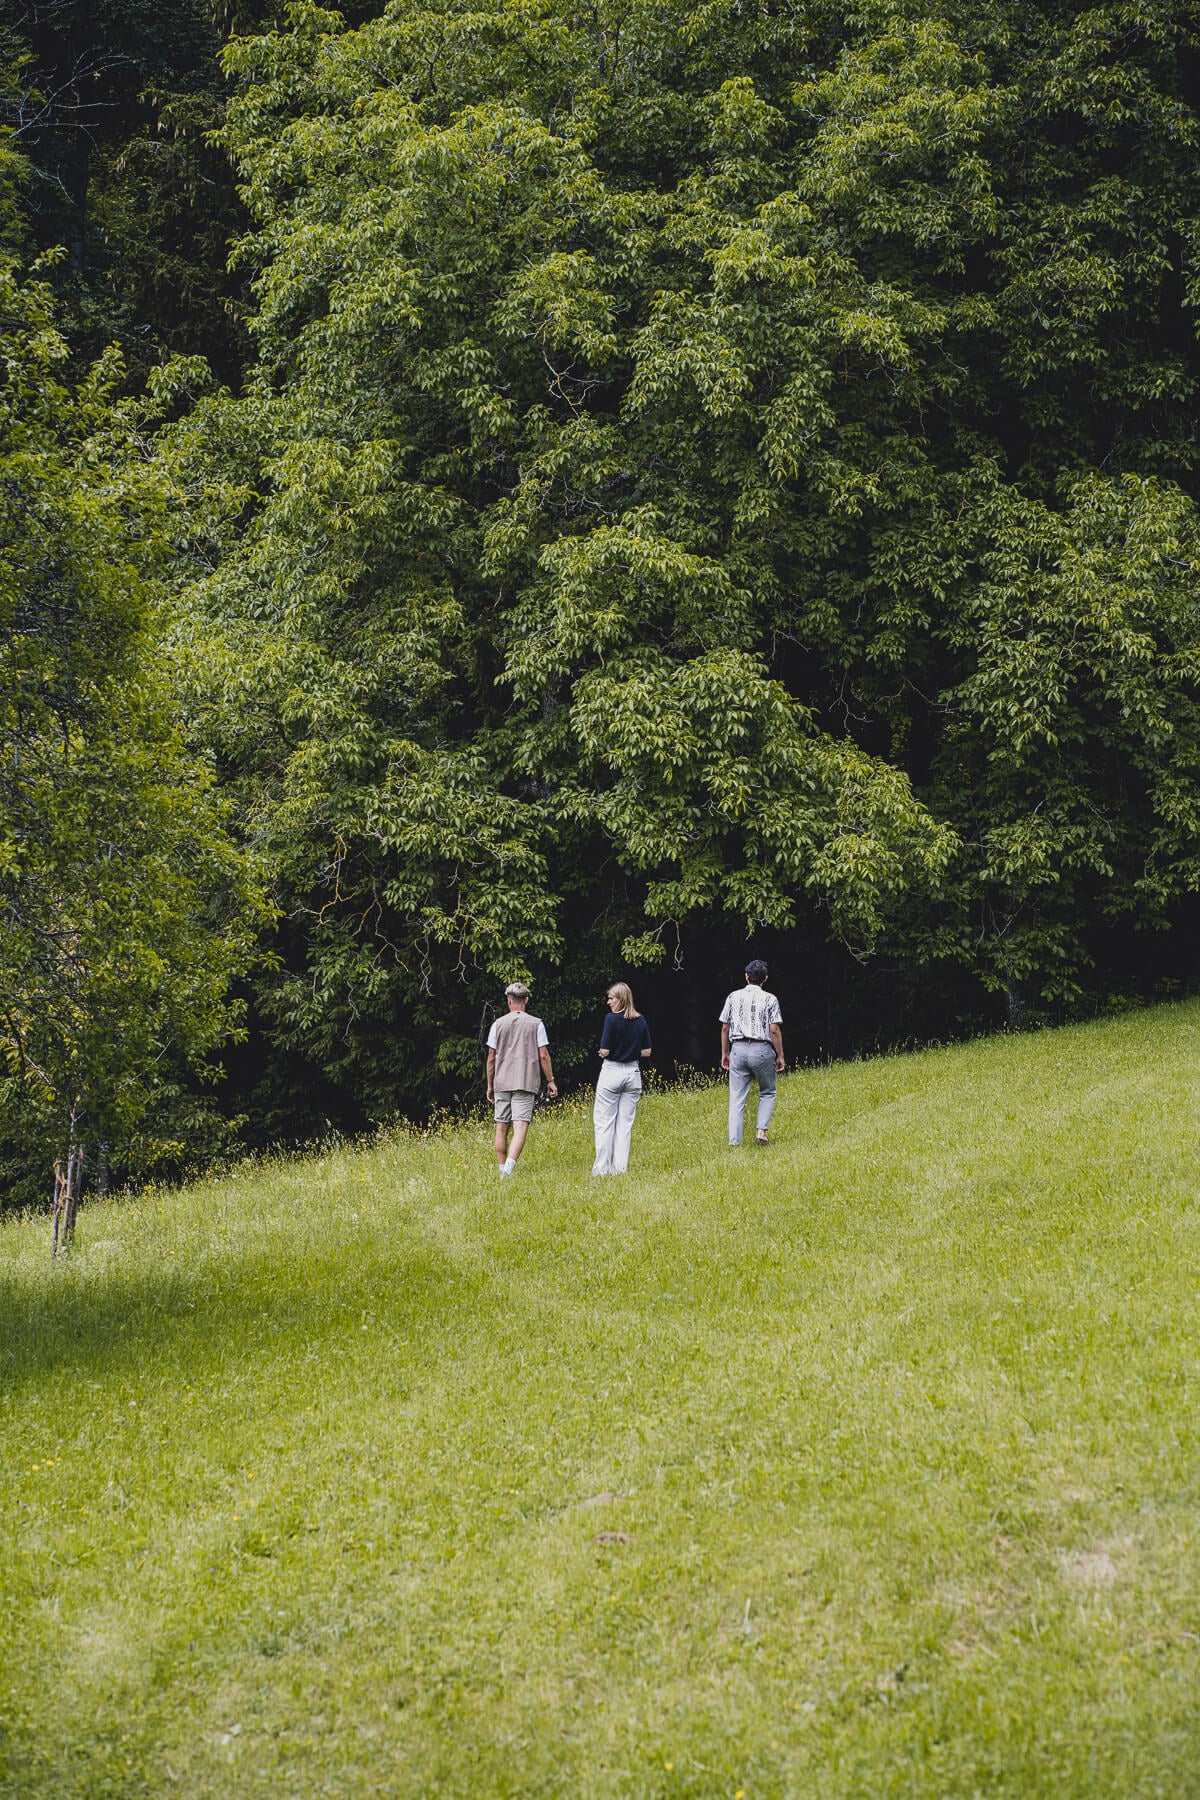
[592,983,652,1175]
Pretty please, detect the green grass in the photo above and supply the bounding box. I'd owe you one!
[4,1004,1200,1798]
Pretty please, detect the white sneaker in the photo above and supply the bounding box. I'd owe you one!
[498,1165,512,1178]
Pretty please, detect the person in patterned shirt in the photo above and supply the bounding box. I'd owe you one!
[485,982,558,1176]
[719,959,785,1146]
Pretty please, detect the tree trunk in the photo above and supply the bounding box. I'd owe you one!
[51,1105,84,1254]
[51,1160,66,1256]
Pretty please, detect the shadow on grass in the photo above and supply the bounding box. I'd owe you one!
[0,1230,489,1392]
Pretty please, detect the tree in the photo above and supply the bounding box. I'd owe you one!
[2,0,277,383]
[0,251,267,1221]
[164,0,957,1134]
[774,0,1200,1019]
[155,0,1200,1137]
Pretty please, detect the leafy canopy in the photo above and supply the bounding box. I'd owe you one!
[0,253,268,1196]
[155,0,1200,1131]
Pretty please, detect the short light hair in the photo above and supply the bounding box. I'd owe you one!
[607,981,639,1020]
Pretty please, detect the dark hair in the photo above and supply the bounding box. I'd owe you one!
[745,959,768,984]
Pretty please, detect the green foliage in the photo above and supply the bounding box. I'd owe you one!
[922,472,1200,1009]
[2,1,285,381]
[0,256,268,1201]
[0,38,30,256]
[9,0,1200,1150]
[174,0,1013,1128]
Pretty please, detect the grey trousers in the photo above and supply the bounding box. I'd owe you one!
[728,1040,777,1144]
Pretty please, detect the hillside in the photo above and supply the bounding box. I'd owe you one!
[3,1004,1200,1798]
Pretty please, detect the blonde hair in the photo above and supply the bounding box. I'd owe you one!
[607,982,639,1020]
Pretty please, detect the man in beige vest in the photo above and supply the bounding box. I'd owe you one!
[485,982,558,1176]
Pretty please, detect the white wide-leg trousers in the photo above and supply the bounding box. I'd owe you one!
[592,1060,642,1175]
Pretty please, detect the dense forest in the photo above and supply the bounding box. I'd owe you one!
[4,0,1200,1207]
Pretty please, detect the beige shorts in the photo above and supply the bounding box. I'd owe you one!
[494,1088,537,1124]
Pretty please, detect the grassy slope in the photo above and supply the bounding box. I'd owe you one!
[3,1004,1200,1798]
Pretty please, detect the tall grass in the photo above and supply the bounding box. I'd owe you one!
[3,1004,1200,1797]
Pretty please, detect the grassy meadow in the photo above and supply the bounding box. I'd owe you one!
[3,1004,1200,1797]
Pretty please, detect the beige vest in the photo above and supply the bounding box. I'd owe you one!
[492,1011,543,1092]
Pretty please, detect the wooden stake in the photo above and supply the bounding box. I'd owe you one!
[63,1108,83,1247]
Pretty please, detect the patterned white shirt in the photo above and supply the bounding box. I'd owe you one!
[719,984,782,1043]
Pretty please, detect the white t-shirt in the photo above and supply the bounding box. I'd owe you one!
[487,1015,549,1050]
[719,984,782,1043]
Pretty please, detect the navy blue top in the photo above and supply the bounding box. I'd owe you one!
[599,1012,652,1062]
